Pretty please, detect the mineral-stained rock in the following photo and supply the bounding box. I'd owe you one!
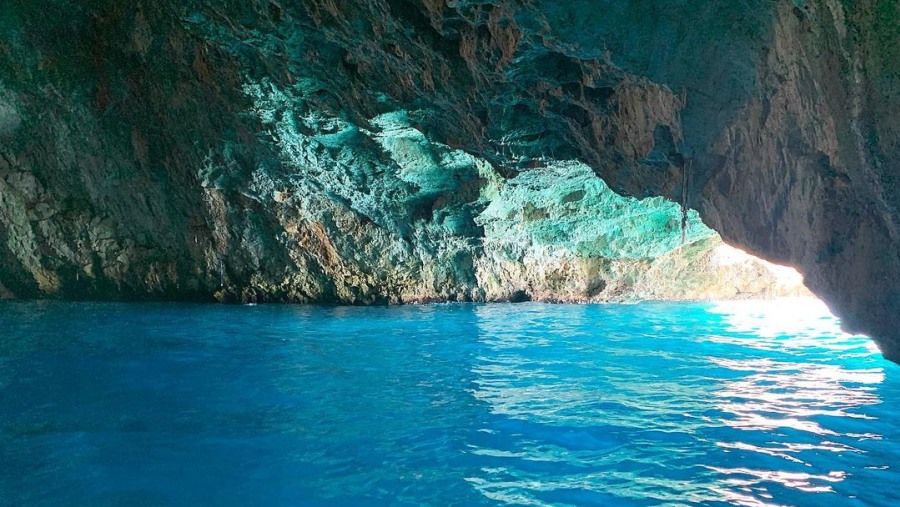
[0,1,897,357]
[474,162,810,303]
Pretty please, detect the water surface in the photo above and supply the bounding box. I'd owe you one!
[1,299,898,506]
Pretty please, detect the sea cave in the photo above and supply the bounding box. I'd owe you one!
[2,1,900,505]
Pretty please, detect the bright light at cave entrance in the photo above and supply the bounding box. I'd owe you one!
[704,243,882,354]
[711,243,806,290]
[709,296,882,355]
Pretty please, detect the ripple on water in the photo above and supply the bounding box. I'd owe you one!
[1,298,899,506]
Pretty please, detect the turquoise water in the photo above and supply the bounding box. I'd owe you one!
[1,300,899,506]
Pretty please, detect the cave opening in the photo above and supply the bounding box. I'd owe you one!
[2,0,900,504]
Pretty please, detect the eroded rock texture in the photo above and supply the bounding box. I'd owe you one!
[0,2,897,355]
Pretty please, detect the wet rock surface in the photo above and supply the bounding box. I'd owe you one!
[0,2,897,355]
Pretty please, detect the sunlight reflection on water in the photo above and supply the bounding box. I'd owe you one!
[1,300,899,506]
[465,300,897,506]
[694,299,890,505]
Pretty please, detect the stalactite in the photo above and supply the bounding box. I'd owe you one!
[681,159,690,244]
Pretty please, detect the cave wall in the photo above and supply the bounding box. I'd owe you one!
[0,1,897,354]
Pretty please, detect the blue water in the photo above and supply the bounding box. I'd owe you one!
[1,299,899,506]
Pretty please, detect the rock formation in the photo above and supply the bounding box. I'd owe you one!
[1,1,897,356]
